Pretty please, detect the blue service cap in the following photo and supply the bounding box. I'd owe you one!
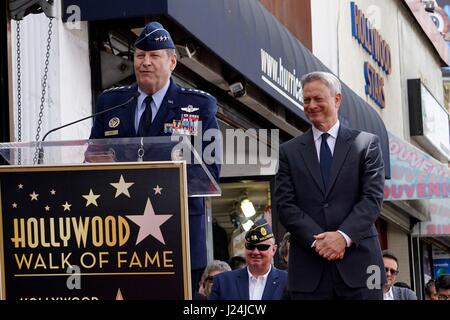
[135,21,175,51]
[245,218,274,244]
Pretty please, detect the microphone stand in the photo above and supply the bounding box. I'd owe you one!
[36,92,139,164]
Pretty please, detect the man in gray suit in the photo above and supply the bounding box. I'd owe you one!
[383,251,417,300]
[274,71,386,300]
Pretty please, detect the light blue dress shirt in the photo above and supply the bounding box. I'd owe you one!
[134,79,171,132]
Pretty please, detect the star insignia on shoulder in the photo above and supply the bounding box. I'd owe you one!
[104,86,126,93]
[182,87,211,97]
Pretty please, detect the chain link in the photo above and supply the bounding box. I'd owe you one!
[16,21,22,164]
[33,18,54,164]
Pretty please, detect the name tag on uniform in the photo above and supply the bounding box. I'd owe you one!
[104,130,119,136]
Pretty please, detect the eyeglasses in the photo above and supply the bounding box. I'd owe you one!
[385,267,399,275]
[245,242,272,251]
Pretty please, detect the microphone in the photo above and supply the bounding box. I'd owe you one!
[37,91,140,164]
[41,91,140,142]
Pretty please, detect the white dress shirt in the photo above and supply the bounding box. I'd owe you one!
[311,120,340,161]
[135,79,170,132]
[248,265,271,300]
[311,120,352,248]
[383,287,394,300]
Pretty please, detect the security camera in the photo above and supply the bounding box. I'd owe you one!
[229,82,246,98]
[423,0,435,13]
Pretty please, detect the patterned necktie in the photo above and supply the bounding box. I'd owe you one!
[320,132,333,190]
[137,96,153,136]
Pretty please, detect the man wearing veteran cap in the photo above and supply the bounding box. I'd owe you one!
[89,22,220,291]
[209,219,288,300]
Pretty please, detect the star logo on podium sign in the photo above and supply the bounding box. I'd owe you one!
[110,175,134,198]
[126,197,172,245]
[62,201,72,211]
[29,191,39,201]
[153,185,163,195]
[82,189,100,207]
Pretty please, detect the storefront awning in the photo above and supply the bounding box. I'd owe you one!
[63,0,390,177]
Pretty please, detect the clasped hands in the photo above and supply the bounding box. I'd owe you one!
[313,231,346,261]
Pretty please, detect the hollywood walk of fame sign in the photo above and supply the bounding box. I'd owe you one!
[0,162,190,300]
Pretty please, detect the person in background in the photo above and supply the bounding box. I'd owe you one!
[279,232,292,299]
[209,219,288,300]
[229,256,246,270]
[195,260,231,300]
[88,21,220,294]
[436,274,450,300]
[383,251,417,300]
[279,232,291,270]
[424,279,438,300]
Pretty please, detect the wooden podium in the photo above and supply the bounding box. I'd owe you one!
[0,137,220,300]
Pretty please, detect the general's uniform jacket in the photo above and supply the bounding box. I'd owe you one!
[90,79,220,270]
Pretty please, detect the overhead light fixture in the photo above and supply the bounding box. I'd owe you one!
[175,44,197,59]
[241,219,254,232]
[240,194,256,218]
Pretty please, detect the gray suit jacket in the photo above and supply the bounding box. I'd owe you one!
[275,125,386,292]
[393,286,417,300]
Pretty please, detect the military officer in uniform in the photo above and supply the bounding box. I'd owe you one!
[89,21,221,294]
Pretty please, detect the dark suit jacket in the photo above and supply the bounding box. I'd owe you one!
[208,267,288,300]
[89,79,220,270]
[274,125,386,292]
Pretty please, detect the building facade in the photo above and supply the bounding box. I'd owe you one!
[311,0,450,297]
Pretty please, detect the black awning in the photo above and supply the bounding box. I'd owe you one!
[62,0,167,21]
[63,0,390,177]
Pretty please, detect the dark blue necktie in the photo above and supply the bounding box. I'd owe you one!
[320,132,332,190]
[138,96,153,136]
